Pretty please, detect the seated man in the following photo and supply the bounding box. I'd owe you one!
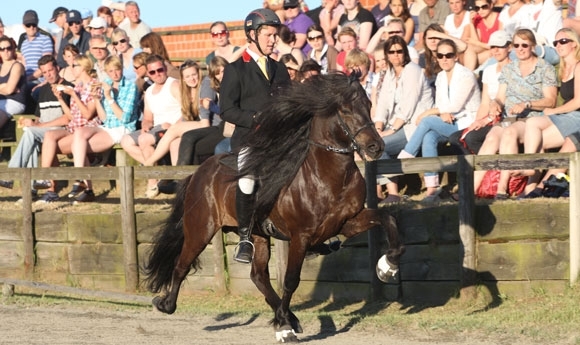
[119,54,182,198]
[0,55,72,195]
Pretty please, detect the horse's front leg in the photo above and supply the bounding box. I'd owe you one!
[272,238,308,343]
[340,208,405,282]
[250,236,282,314]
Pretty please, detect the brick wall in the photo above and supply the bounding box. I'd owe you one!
[156,1,375,65]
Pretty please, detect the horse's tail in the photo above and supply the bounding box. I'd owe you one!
[143,174,198,293]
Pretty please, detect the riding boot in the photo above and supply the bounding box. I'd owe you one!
[234,186,255,264]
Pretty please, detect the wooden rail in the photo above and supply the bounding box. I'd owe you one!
[363,152,580,298]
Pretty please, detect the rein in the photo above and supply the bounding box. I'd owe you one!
[309,110,375,162]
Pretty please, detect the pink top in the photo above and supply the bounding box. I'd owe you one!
[473,13,500,44]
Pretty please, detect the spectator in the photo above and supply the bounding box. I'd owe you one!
[420,23,467,87]
[0,36,27,131]
[283,0,316,54]
[0,55,73,194]
[345,48,374,98]
[274,25,307,66]
[139,32,180,79]
[118,1,152,49]
[415,0,451,51]
[119,54,182,198]
[371,0,392,27]
[398,39,481,203]
[449,30,512,155]
[306,24,339,73]
[111,2,127,27]
[205,21,244,65]
[384,0,416,44]
[219,8,291,263]
[519,28,580,197]
[48,7,69,56]
[88,35,111,82]
[280,53,301,80]
[462,0,501,70]
[131,51,152,115]
[87,17,109,41]
[36,55,101,203]
[111,28,141,82]
[444,0,471,40]
[319,0,345,45]
[80,8,93,28]
[178,56,228,166]
[59,44,80,84]
[336,26,358,71]
[338,0,379,51]
[19,10,54,91]
[366,18,420,63]
[373,35,434,203]
[498,0,529,38]
[0,18,4,40]
[56,10,91,69]
[299,59,322,81]
[70,55,139,203]
[474,28,557,198]
[97,6,117,41]
[142,60,209,169]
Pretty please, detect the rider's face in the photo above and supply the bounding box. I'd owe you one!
[254,25,278,56]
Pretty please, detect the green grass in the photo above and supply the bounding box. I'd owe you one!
[2,285,579,344]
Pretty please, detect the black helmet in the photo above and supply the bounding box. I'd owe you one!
[244,8,281,39]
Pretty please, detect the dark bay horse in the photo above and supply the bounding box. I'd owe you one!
[143,73,405,343]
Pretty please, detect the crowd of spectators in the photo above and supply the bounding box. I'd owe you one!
[0,0,579,204]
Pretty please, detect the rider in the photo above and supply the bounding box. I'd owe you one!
[220,9,291,264]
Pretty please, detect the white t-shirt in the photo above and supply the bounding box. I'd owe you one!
[444,12,471,39]
[482,63,502,100]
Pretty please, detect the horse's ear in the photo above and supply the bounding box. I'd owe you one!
[348,68,362,84]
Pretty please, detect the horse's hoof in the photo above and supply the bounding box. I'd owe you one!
[376,254,399,283]
[152,296,176,315]
[275,326,299,343]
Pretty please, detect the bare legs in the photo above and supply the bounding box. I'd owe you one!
[72,127,115,190]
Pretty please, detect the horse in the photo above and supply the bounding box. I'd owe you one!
[143,73,405,343]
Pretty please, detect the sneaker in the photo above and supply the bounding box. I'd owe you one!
[379,194,401,205]
[67,181,87,198]
[73,190,95,204]
[145,185,159,199]
[33,180,52,190]
[0,180,14,189]
[36,191,59,204]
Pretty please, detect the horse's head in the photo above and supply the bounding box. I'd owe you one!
[304,73,384,160]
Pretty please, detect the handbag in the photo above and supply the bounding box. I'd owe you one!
[476,170,528,199]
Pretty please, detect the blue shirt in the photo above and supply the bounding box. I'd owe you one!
[101,76,139,131]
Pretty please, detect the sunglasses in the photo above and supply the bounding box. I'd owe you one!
[133,64,143,69]
[0,46,13,52]
[112,38,127,46]
[68,21,81,26]
[513,43,530,48]
[25,23,38,28]
[211,30,228,38]
[473,4,490,11]
[307,35,323,41]
[148,67,166,76]
[553,38,573,46]
[436,52,456,59]
[387,49,404,55]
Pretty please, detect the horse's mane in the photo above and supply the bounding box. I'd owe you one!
[240,72,367,222]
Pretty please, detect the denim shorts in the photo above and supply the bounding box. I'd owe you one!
[549,111,580,138]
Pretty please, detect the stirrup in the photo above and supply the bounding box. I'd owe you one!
[233,240,255,264]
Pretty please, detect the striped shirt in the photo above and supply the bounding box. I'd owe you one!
[20,33,53,78]
[101,76,139,132]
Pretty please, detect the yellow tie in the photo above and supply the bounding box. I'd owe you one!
[257,56,269,79]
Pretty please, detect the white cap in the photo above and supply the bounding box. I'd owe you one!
[88,17,108,29]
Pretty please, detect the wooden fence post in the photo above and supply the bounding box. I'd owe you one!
[21,168,34,278]
[119,166,138,292]
[569,152,580,285]
[457,155,477,298]
[365,160,382,300]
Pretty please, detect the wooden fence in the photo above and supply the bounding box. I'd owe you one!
[0,152,578,300]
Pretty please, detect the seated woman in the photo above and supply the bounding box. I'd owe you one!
[306,24,338,74]
[69,55,139,203]
[0,36,26,130]
[345,48,374,99]
[177,56,227,166]
[139,32,180,80]
[448,30,512,155]
[274,25,306,67]
[519,28,580,198]
[461,0,502,70]
[205,21,244,65]
[398,39,481,202]
[59,44,80,84]
[142,60,208,168]
[37,55,101,203]
[111,28,141,82]
[373,35,434,203]
[474,28,558,198]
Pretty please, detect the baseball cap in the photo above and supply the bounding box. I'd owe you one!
[88,17,108,29]
[23,10,39,26]
[283,0,300,8]
[49,7,68,23]
[67,10,82,24]
[489,30,512,47]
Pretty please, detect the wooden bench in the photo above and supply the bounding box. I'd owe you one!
[0,115,37,161]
